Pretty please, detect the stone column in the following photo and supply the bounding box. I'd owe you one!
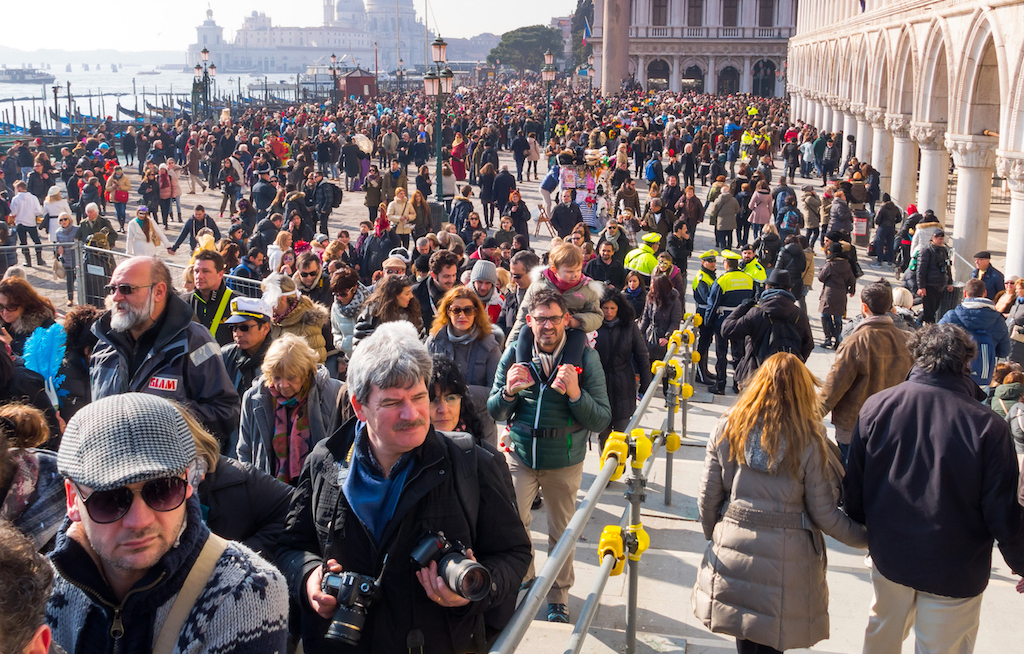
[636,54,648,90]
[852,103,872,163]
[601,0,631,96]
[708,56,717,94]
[886,114,917,209]
[842,109,856,141]
[814,97,825,131]
[830,98,844,134]
[789,89,799,122]
[741,57,752,94]
[670,56,681,93]
[867,107,892,192]
[997,152,1024,279]
[910,122,949,225]
[821,103,833,136]
[945,133,998,281]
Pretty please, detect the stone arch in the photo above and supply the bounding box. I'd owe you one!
[866,29,891,110]
[917,18,952,124]
[837,39,853,99]
[890,26,917,116]
[850,35,871,105]
[953,10,1007,137]
[752,59,777,97]
[1007,41,1024,151]
[718,64,740,94]
[647,59,671,91]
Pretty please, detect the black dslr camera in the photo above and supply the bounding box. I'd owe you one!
[320,570,384,645]
[410,531,492,602]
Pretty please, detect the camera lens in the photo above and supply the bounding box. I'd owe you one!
[325,605,366,646]
[441,554,491,602]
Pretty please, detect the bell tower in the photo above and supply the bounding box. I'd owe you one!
[323,0,335,25]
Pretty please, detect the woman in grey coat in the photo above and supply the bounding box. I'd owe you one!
[236,333,342,484]
[53,212,79,306]
[426,286,501,446]
[694,353,867,654]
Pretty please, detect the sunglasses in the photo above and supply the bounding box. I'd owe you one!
[75,477,188,524]
[104,283,154,296]
[448,305,476,317]
[0,303,20,312]
[230,323,261,332]
[299,271,318,278]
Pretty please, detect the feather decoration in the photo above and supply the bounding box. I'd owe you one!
[23,323,67,409]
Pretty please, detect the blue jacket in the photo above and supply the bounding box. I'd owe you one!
[972,265,1005,303]
[90,293,240,444]
[939,298,1011,386]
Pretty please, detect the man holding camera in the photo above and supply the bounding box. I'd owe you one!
[277,321,531,653]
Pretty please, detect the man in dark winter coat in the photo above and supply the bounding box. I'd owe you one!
[845,323,1024,653]
[550,190,583,238]
[938,278,1010,387]
[971,250,1005,302]
[872,193,901,264]
[916,229,953,323]
[585,241,626,288]
[721,269,813,387]
[510,131,530,181]
[492,165,517,215]
[169,205,221,255]
[412,249,460,329]
[277,322,531,653]
[251,167,277,219]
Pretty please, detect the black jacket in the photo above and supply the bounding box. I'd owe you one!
[199,455,292,561]
[584,257,626,288]
[594,319,653,421]
[917,244,952,290]
[550,202,583,238]
[221,336,273,396]
[276,419,531,654]
[171,215,221,253]
[775,242,807,290]
[845,368,1024,598]
[721,289,814,385]
[412,276,446,331]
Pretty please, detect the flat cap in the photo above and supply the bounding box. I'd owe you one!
[58,394,195,491]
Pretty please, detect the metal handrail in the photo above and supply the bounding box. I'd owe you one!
[490,315,697,654]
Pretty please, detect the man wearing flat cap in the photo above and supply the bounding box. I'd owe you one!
[971,251,1004,302]
[47,393,288,654]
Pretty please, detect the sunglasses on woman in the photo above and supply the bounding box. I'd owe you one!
[75,476,188,524]
[448,305,476,316]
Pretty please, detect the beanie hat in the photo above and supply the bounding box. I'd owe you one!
[470,260,499,285]
[58,394,195,491]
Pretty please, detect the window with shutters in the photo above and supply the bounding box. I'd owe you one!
[688,0,703,26]
[723,0,739,26]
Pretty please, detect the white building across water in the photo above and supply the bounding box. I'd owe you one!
[788,0,1024,278]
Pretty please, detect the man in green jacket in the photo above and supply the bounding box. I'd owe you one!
[488,288,611,625]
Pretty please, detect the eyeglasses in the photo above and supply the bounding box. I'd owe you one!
[75,477,188,524]
[104,283,154,296]
[430,393,462,406]
[0,303,20,313]
[530,314,564,326]
[448,305,476,317]
[299,270,319,278]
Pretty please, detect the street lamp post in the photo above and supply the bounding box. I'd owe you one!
[329,53,339,106]
[398,58,404,92]
[588,54,595,91]
[423,37,453,205]
[541,50,556,145]
[193,47,215,122]
[51,86,60,135]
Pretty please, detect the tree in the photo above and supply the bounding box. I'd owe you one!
[571,0,594,69]
[486,26,565,75]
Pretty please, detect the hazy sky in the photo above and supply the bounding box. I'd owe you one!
[4,0,578,52]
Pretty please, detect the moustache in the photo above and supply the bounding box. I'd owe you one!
[392,419,427,431]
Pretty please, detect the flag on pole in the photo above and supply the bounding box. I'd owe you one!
[583,17,592,46]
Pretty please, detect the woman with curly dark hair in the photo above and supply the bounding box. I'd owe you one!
[57,304,102,422]
[428,355,488,445]
[352,273,422,347]
[0,278,56,357]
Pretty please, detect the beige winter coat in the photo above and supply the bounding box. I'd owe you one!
[692,416,867,651]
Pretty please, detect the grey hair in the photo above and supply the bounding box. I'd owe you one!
[348,320,432,404]
[907,323,977,376]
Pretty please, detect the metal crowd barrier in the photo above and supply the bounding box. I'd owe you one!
[490,313,704,654]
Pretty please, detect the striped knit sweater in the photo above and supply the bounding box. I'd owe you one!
[46,498,288,654]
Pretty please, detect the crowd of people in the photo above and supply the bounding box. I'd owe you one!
[0,78,1021,654]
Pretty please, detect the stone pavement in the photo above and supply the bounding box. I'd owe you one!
[72,150,1020,653]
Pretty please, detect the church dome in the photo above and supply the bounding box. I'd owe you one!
[336,0,366,14]
[365,0,413,12]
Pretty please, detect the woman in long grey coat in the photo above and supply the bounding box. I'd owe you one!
[693,353,867,654]
[426,286,502,446]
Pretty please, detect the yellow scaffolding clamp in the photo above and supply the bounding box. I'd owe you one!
[601,431,628,481]
[668,330,683,350]
[651,360,665,377]
[626,523,650,562]
[667,360,685,387]
[690,350,701,365]
[681,328,695,346]
[692,313,703,328]
[665,431,681,453]
[630,428,652,470]
[598,525,627,576]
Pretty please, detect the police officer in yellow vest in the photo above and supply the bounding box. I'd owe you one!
[624,232,661,284]
[740,243,767,294]
[693,249,718,384]
[703,250,755,395]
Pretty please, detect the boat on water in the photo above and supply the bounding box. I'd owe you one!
[111,64,118,73]
[82,63,89,71]
[138,70,161,76]
[0,68,56,84]
[65,64,72,72]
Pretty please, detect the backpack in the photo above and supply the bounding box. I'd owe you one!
[970,326,994,384]
[756,314,804,365]
[330,182,343,208]
[755,240,773,269]
[644,158,657,182]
